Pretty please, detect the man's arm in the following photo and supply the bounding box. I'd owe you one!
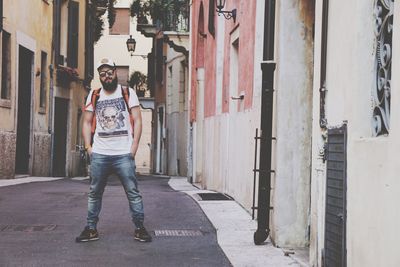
[82,111,94,155]
[130,106,142,158]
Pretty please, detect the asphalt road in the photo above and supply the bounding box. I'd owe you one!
[0,175,231,267]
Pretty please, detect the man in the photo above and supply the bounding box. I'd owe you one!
[76,58,152,243]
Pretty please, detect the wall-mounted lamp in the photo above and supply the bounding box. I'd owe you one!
[216,0,237,23]
[126,35,137,56]
[126,35,148,59]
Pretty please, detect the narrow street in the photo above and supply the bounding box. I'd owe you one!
[0,176,231,267]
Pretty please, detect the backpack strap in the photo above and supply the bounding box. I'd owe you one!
[121,86,130,110]
[90,88,101,136]
[91,88,101,111]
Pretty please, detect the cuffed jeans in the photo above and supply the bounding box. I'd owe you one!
[87,152,144,229]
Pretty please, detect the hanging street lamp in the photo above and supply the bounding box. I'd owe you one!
[216,0,237,23]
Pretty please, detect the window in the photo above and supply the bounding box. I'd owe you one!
[208,0,215,37]
[1,31,11,100]
[109,8,130,35]
[116,66,129,87]
[156,38,163,83]
[40,52,47,109]
[67,1,79,68]
[167,65,173,112]
[179,61,186,112]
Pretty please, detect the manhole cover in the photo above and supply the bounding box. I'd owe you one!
[154,230,203,237]
[0,224,57,232]
[196,193,233,201]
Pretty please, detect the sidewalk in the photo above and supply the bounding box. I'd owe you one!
[169,176,308,267]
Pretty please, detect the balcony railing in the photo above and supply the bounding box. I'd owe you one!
[163,1,189,32]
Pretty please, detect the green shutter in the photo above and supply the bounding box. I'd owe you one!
[67,1,79,68]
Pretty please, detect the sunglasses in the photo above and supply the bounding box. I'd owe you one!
[99,69,115,78]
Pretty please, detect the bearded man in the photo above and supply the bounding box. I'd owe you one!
[76,58,152,243]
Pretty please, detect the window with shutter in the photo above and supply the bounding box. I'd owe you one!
[40,51,47,108]
[54,0,62,66]
[1,31,11,100]
[156,39,163,83]
[109,9,130,35]
[67,1,79,68]
[208,0,215,37]
[85,3,94,82]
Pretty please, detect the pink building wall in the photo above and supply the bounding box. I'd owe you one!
[191,0,217,120]
[191,0,257,118]
[222,0,256,112]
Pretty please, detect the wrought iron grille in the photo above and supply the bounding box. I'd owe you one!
[372,0,394,136]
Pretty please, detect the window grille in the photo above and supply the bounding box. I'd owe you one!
[372,0,394,136]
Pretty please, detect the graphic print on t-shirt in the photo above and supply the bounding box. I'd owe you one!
[96,97,128,137]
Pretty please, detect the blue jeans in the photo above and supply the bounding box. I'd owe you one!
[87,153,144,229]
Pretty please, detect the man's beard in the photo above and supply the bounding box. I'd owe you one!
[101,77,118,92]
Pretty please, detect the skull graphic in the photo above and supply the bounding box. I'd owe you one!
[100,106,120,130]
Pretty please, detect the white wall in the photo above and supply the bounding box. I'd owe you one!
[311,0,400,266]
[271,0,314,248]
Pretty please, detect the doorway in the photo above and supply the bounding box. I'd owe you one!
[15,46,34,174]
[53,97,69,177]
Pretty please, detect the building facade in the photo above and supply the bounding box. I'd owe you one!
[190,0,313,260]
[137,1,190,176]
[0,0,95,178]
[191,0,400,266]
[310,0,400,266]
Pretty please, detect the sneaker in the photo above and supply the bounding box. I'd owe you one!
[134,227,152,242]
[75,226,99,242]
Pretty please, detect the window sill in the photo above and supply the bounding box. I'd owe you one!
[0,99,11,109]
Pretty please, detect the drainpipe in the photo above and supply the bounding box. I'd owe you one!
[319,0,329,129]
[49,64,54,176]
[254,0,276,245]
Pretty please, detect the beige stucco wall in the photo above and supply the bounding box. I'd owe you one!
[0,0,53,178]
[165,41,189,176]
[51,0,90,178]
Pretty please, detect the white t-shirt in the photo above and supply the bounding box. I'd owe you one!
[85,84,140,155]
